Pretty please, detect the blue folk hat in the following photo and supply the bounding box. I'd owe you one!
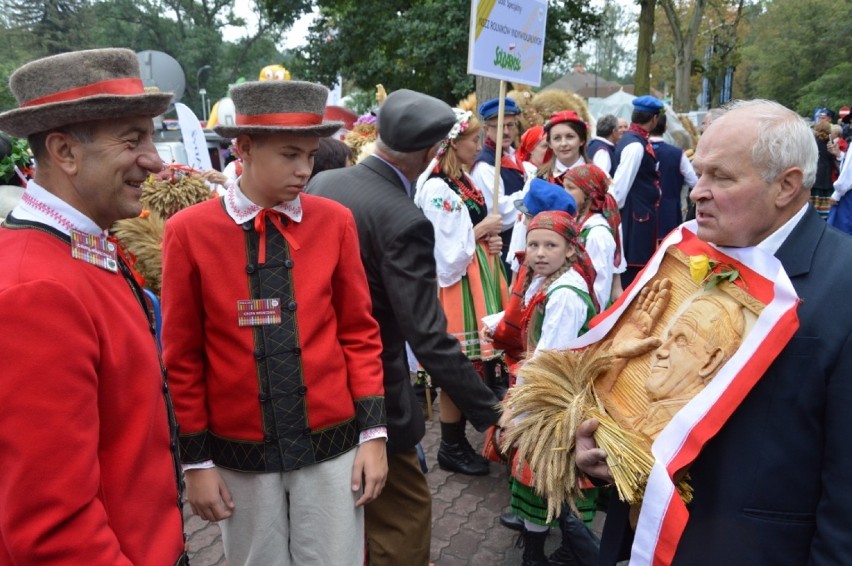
[478,97,521,121]
[632,95,665,114]
[514,178,577,217]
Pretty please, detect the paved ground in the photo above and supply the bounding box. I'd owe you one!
[184,396,605,565]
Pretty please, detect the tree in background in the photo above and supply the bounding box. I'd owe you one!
[634,0,656,96]
[0,0,295,118]
[284,0,604,104]
[3,0,94,55]
[701,0,748,108]
[650,0,751,110]
[659,0,709,112]
[739,0,851,115]
[594,0,636,84]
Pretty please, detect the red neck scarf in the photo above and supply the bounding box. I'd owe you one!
[253,209,300,264]
[628,123,657,160]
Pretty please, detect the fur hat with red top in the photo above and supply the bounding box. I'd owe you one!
[544,110,588,136]
[0,48,173,138]
[213,80,343,139]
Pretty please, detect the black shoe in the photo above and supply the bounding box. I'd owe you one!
[549,512,599,566]
[518,529,551,566]
[499,511,524,532]
[437,440,490,475]
[459,435,490,467]
[548,545,578,566]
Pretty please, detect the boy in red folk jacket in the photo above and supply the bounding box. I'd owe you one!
[162,80,387,566]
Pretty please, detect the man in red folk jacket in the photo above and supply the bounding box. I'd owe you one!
[0,49,186,565]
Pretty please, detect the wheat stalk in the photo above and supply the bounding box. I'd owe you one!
[502,345,694,520]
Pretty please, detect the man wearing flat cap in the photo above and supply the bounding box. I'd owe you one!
[471,96,528,271]
[0,48,187,565]
[161,79,387,566]
[611,94,665,286]
[308,89,502,565]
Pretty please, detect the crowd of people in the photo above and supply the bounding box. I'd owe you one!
[1,46,851,566]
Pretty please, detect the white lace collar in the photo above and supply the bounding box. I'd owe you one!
[223,179,303,225]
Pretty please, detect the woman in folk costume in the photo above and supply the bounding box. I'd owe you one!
[506,111,590,276]
[414,109,508,476]
[488,211,599,566]
[515,125,551,182]
[562,163,626,309]
[536,110,589,185]
[504,126,552,277]
[812,121,838,219]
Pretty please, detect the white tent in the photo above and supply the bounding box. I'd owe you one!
[590,89,694,150]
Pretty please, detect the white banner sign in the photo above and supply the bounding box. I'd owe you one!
[175,102,212,171]
[467,0,548,87]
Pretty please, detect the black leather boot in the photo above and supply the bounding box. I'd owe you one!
[548,510,599,566]
[437,421,489,475]
[519,528,551,566]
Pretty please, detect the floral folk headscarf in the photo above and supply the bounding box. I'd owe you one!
[563,163,623,266]
[527,210,599,311]
[436,108,474,159]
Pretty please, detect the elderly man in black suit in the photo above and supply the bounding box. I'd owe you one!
[577,99,852,564]
[308,89,501,566]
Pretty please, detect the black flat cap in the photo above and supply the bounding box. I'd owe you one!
[377,89,456,152]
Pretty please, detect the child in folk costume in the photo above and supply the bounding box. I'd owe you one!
[414,108,508,476]
[562,163,626,309]
[486,211,600,565]
[161,80,387,566]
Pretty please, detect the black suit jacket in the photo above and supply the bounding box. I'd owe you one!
[600,207,852,564]
[307,156,500,454]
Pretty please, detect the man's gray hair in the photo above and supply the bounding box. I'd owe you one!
[596,115,618,138]
[375,136,430,166]
[720,100,817,189]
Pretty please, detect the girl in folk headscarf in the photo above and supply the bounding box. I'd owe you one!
[414,109,508,476]
[485,210,599,565]
[563,163,627,307]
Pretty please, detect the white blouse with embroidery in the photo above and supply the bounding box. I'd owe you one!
[524,267,591,353]
[414,169,476,288]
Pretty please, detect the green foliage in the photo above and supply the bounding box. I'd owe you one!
[257,0,312,29]
[0,0,293,120]
[341,89,377,115]
[796,62,852,117]
[4,0,95,55]
[0,136,31,184]
[740,0,852,113]
[287,0,603,104]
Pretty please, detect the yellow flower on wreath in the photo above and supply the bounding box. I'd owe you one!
[689,253,745,290]
[689,254,711,283]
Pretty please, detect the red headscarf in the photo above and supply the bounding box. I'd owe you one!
[562,163,623,266]
[515,125,550,169]
[527,211,599,312]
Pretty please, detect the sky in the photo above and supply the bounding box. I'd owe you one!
[222,1,315,49]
